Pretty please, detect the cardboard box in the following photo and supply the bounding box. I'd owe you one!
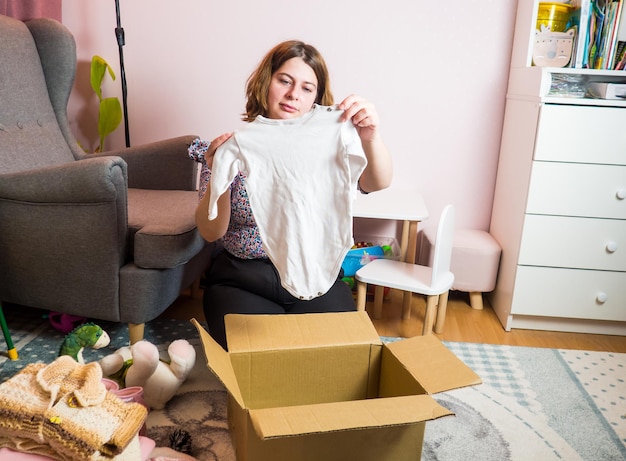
[191,312,481,461]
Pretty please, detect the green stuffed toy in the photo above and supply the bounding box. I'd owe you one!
[59,322,110,364]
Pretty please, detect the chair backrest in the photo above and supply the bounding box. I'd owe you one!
[430,204,455,286]
[0,14,77,174]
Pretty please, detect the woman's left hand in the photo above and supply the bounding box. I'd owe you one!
[339,94,392,193]
[338,94,380,142]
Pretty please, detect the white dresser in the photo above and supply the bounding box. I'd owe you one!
[488,0,626,335]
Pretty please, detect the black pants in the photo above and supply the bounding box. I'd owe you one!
[202,249,356,349]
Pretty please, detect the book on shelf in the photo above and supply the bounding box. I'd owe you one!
[587,0,606,69]
[611,3,626,68]
[615,40,626,68]
[571,0,626,69]
[604,0,623,68]
[591,0,625,69]
[571,0,594,68]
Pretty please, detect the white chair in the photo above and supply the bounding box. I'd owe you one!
[355,205,456,335]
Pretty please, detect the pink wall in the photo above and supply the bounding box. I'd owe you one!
[0,0,61,21]
[62,0,517,237]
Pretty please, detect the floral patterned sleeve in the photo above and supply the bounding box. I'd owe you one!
[188,138,211,200]
[188,137,267,259]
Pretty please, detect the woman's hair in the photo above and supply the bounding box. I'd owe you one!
[242,40,333,122]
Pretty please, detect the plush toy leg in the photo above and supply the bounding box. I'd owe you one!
[99,353,127,377]
[167,339,197,380]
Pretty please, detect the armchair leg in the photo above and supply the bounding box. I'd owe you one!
[128,323,145,344]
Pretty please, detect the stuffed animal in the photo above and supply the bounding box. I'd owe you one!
[59,322,110,364]
[48,311,88,334]
[99,339,196,410]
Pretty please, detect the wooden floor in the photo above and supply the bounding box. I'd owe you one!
[165,288,626,353]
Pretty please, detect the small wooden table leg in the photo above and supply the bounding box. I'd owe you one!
[356,282,367,311]
[373,286,385,319]
[402,294,412,320]
[401,220,419,319]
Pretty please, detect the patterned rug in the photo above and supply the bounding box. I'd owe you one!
[1,306,625,461]
[421,342,626,461]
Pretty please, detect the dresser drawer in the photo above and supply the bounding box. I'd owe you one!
[526,162,626,219]
[512,266,626,322]
[535,105,626,165]
[519,214,626,271]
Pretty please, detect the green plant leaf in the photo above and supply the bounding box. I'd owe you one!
[106,62,117,81]
[90,55,117,101]
[90,56,106,100]
[89,55,122,152]
[98,97,123,151]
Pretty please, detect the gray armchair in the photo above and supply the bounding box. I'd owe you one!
[0,14,212,343]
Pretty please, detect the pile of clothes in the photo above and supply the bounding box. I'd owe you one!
[0,355,147,460]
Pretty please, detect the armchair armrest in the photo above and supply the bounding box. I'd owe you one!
[80,135,199,191]
[0,156,129,309]
[0,156,127,203]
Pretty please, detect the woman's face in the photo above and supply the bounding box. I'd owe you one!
[266,57,318,119]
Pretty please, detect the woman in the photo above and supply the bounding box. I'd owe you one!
[191,40,392,349]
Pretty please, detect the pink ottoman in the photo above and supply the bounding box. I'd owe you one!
[419,228,501,310]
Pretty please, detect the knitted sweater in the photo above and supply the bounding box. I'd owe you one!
[0,356,147,460]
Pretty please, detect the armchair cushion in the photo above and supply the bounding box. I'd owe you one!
[128,189,206,269]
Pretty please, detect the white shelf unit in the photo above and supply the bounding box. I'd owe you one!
[488,0,626,335]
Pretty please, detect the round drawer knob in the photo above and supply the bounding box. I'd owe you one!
[596,292,608,304]
[606,241,618,253]
[617,188,626,200]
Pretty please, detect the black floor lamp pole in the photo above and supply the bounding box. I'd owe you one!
[115,0,130,147]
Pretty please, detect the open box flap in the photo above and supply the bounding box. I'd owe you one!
[225,311,381,353]
[191,318,244,408]
[385,335,482,394]
[248,394,451,439]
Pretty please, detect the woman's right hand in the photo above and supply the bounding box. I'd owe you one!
[206,132,233,169]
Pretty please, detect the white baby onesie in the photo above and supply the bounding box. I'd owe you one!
[208,104,367,299]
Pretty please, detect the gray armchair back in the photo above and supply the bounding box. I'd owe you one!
[0,14,212,343]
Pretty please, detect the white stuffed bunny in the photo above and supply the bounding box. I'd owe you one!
[99,339,196,410]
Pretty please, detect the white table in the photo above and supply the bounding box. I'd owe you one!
[352,187,429,318]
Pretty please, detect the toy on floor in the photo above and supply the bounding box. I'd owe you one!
[59,322,110,363]
[99,339,196,410]
[48,311,87,334]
